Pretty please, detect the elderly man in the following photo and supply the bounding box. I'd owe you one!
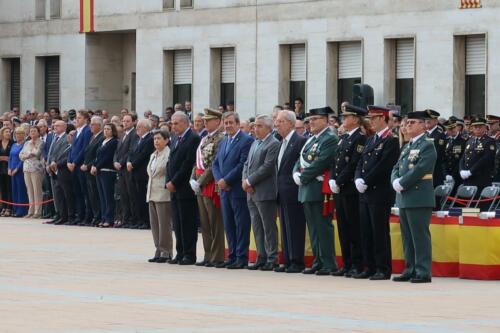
[242,115,280,271]
[127,119,155,229]
[274,110,307,273]
[213,112,254,269]
[391,111,437,283]
[37,119,55,219]
[166,112,200,265]
[190,108,225,267]
[293,107,339,275]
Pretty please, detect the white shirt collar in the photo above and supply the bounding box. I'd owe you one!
[313,126,329,139]
[411,132,426,144]
[283,130,294,142]
[141,132,149,139]
[427,125,438,135]
[229,129,241,140]
[346,127,359,137]
[377,126,389,137]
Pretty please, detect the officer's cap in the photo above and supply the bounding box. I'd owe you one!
[341,104,367,117]
[202,108,222,120]
[425,109,440,119]
[407,111,432,120]
[443,119,457,129]
[486,115,500,124]
[367,105,390,117]
[470,116,487,126]
[307,106,334,117]
[449,116,464,126]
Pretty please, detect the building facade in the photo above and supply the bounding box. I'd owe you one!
[0,0,496,120]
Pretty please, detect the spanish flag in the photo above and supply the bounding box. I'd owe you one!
[80,0,94,33]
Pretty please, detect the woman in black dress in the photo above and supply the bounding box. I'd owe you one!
[0,127,13,217]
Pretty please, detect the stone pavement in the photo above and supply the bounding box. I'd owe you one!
[0,217,499,333]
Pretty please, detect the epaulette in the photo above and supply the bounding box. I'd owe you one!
[426,137,434,141]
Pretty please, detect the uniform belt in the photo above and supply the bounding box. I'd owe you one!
[422,174,433,180]
[100,168,116,172]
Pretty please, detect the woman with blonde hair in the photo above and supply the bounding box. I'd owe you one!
[19,126,45,218]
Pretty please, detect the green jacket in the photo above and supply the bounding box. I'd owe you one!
[294,127,338,203]
[391,133,437,208]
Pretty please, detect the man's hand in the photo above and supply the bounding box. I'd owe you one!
[50,162,58,173]
[90,166,97,176]
[189,179,201,194]
[67,163,75,172]
[113,162,121,171]
[460,170,472,180]
[126,162,133,172]
[392,178,404,193]
[293,172,302,186]
[328,179,340,194]
[80,164,88,172]
[166,181,176,192]
[355,178,368,193]
[217,179,228,190]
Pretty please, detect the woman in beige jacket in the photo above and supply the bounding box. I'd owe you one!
[147,129,173,263]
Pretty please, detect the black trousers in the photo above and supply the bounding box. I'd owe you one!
[359,201,392,275]
[0,173,11,210]
[131,174,149,227]
[84,171,101,221]
[278,198,306,268]
[54,168,75,221]
[335,192,363,271]
[172,197,198,261]
[118,169,134,224]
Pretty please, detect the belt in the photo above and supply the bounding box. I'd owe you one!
[422,174,433,180]
[100,168,116,173]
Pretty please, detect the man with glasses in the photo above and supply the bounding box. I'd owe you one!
[391,111,437,283]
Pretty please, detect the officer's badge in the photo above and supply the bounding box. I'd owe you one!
[453,146,462,154]
[491,145,496,151]
[307,155,312,161]
[439,139,445,145]
[357,145,364,153]
[408,149,420,162]
[466,144,470,150]
[477,143,483,151]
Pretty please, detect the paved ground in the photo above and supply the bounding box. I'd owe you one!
[1,217,499,333]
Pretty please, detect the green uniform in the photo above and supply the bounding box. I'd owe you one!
[391,133,437,278]
[294,127,338,271]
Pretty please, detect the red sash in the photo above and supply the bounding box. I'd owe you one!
[195,168,221,209]
[321,170,334,217]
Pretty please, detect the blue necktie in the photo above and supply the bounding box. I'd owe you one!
[225,137,233,155]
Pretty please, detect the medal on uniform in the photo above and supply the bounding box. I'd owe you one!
[466,144,470,150]
[357,145,364,153]
[409,164,414,169]
[307,155,312,161]
[491,145,496,151]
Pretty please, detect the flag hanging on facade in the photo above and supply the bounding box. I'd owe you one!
[80,0,94,33]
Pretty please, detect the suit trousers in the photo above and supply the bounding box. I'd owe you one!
[399,207,433,278]
[335,192,363,271]
[54,168,75,221]
[85,171,101,221]
[197,195,225,263]
[118,169,134,224]
[96,171,116,223]
[220,194,251,264]
[24,171,44,215]
[303,201,337,271]
[247,199,278,264]
[73,169,89,220]
[131,174,149,227]
[149,201,173,258]
[278,199,306,268]
[172,197,198,261]
[42,173,55,218]
[359,201,392,275]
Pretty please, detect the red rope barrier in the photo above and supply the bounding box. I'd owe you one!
[446,195,500,204]
[0,198,54,207]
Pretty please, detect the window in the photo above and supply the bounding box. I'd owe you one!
[180,0,193,8]
[50,0,61,19]
[163,0,174,10]
[395,39,414,115]
[36,0,46,20]
[338,41,362,111]
[131,72,136,112]
[289,44,306,106]
[173,50,192,105]
[465,35,486,117]
[5,58,21,110]
[45,56,60,111]
[221,48,235,107]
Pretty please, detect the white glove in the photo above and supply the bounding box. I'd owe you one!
[445,175,454,182]
[189,179,201,194]
[392,178,404,193]
[293,172,302,186]
[460,170,472,180]
[329,179,340,194]
[355,178,368,193]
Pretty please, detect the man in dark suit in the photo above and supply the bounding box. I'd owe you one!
[37,119,55,219]
[274,110,307,273]
[127,119,155,229]
[329,104,367,278]
[425,109,447,190]
[443,118,466,195]
[213,112,254,269]
[113,114,138,228]
[67,110,92,224]
[355,106,400,280]
[166,112,200,265]
[80,116,104,226]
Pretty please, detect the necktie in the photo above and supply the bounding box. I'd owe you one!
[225,137,233,155]
[278,138,288,167]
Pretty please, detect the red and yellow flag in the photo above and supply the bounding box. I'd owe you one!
[80,0,94,33]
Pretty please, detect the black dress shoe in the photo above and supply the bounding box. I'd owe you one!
[315,268,332,276]
[369,271,391,280]
[286,264,304,273]
[205,261,215,267]
[226,262,247,269]
[168,257,181,264]
[331,267,348,276]
[247,262,265,270]
[260,262,278,271]
[195,260,207,267]
[215,261,232,268]
[347,268,362,278]
[138,224,149,230]
[156,257,170,263]
[410,276,432,283]
[54,219,67,225]
[302,267,320,275]
[392,274,414,282]
[274,266,287,273]
[352,270,374,279]
[148,257,160,263]
[179,258,195,265]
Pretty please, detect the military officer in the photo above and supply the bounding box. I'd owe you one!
[293,106,339,276]
[355,106,400,280]
[391,111,437,283]
[425,109,447,191]
[328,104,367,278]
[443,118,466,194]
[459,116,496,204]
[487,115,500,182]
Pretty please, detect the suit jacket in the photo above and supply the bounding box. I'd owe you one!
[128,132,155,180]
[355,132,400,204]
[427,127,447,187]
[293,127,338,203]
[165,128,200,200]
[444,134,466,181]
[277,131,307,203]
[47,133,70,170]
[83,132,104,167]
[191,129,225,186]
[459,134,496,189]
[213,130,254,199]
[242,133,280,201]
[94,138,118,170]
[391,134,437,208]
[330,128,366,195]
[113,128,138,168]
[68,125,92,166]
[42,132,54,161]
[147,147,171,202]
